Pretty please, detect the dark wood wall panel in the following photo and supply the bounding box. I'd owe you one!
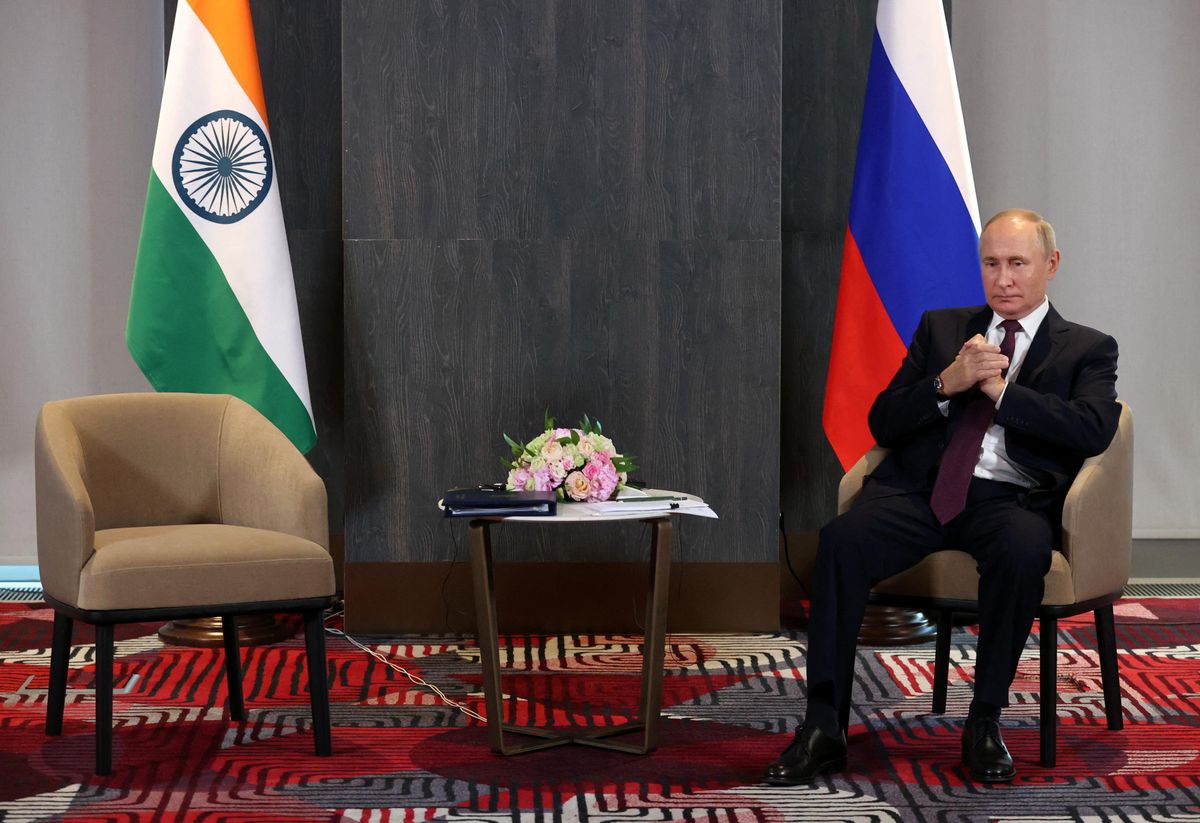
[254,1,344,534]
[779,0,876,531]
[343,0,780,570]
[345,237,778,563]
[342,0,779,242]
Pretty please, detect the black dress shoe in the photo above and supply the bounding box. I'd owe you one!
[961,716,1016,782]
[763,725,848,785]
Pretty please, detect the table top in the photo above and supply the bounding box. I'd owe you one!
[473,488,715,523]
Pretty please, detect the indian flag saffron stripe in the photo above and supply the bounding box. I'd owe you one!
[127,0,315,452]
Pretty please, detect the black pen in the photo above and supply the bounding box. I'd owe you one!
[614,495,687,502]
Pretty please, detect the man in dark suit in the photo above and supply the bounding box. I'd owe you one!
[765,209,1120,784]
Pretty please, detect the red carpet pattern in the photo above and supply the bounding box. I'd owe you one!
[0,598,1197,821]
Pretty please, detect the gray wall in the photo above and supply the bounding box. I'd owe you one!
[342,1,782,564]
[0,1,160,566]
[953,0,1200,537]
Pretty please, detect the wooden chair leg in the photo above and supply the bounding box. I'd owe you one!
[95,623,114,776]
[222,616,246,721]
[1094,604,1124,730]
[932,609,952,714]
[303,609,332,756]
[46,612,72,736]
[1039,615,1058,768]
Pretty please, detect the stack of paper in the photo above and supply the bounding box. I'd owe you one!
[582,490,719,519]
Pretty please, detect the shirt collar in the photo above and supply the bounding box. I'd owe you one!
[989,296,1050,338]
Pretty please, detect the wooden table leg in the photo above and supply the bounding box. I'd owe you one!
[469,519,570,755]
[576,516,672,754]
[470,516,674,756]
[637,516,672,751]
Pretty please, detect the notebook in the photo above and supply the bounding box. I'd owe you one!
[441,488,557,518]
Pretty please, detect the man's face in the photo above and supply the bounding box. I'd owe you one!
[979,218,1059,320]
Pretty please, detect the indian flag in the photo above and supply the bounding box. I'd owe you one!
[127,0,315,452]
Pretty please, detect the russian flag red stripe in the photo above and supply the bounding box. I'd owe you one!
[823,1,983,470]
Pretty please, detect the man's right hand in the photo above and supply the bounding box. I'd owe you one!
[938,334,1009,396]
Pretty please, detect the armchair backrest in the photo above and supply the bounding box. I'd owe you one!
[41,393,230,529]
[1062,400,1133,601]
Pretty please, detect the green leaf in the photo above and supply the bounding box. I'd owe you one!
[502,432,524,456]
[557,436,572,446]
[543,409,555,432]
[571,429,580,445]
[595,418,603,435]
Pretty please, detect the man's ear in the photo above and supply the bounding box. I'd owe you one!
[1046,249,1061,278]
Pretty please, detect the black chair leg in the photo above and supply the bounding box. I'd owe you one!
[95,623,114,776]
[1094,604,1123,730]
[302,609,332,756]
[837,646,855,736]
[46,611,72,736]
[932,609,952,714]
[222,616,246,721]
[1039,615,1058,768]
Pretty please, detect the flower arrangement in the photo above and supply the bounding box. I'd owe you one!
[503,413,637,502]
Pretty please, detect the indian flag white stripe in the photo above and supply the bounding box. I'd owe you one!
[150,0,311,420]
[129,0,314,450]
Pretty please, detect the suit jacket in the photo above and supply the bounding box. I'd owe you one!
[864,303,1120,520]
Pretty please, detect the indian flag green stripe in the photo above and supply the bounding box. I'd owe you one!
[127,173,316,452]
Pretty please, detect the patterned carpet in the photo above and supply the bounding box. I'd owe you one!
[0,597,1197,821]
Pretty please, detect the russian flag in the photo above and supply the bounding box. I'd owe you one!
[822,0,983,470]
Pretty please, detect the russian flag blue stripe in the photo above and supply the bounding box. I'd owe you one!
[848,31,983,346]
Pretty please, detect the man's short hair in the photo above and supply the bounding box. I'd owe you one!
[982,209,1057,258]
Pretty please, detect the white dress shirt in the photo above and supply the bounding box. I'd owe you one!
[938,297,1051,487]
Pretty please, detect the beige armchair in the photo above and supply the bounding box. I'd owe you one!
[838,401,1132,767]
[35,392,336,774]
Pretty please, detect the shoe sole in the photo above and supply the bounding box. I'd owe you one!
[970,769,1016,783]
[761,757,847,786]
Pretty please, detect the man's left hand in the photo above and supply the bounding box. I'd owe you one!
[979,375,1006,403]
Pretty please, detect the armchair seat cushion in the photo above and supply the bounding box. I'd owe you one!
[872,549,1075,606]
[78,524,335,611]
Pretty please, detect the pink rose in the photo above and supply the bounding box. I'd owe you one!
[582,458,619,502]
[564,470,590,501]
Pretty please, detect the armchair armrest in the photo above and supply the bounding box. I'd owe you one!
[1061,401,1133,603]
[35,404,96,606]
[216,396,329,551]
[838,446,890,515]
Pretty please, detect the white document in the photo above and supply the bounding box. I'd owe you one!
[585,489,719,519]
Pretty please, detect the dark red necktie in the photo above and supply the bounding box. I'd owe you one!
[929,319,1022,524]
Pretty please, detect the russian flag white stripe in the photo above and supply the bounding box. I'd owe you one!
[876,0,980,233]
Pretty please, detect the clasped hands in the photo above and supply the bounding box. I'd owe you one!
[939,335,1007,402]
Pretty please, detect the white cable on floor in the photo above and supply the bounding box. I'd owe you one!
[323,608,486,722]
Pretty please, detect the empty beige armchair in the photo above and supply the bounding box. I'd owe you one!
[35,392,336,775]
[837,401,1133,768]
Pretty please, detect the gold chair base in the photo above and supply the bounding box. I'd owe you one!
[856,605,938,646]
[158,615,294,647]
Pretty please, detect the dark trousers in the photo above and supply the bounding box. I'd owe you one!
[806,476,1054,712]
